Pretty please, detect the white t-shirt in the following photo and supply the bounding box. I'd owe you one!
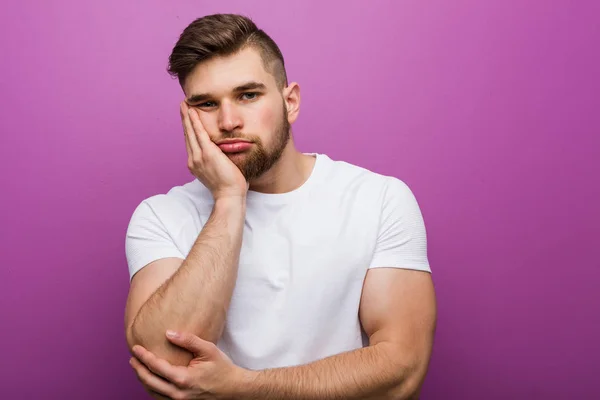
[125,153,430,370]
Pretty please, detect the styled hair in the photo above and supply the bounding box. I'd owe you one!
[167,14,288,88]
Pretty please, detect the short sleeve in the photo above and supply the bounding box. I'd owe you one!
[369,177,430,272]
[125,200,185,281]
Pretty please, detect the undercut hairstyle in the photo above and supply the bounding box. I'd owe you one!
[167,13,288,89]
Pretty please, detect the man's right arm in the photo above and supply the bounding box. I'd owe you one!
[124,196,245,366]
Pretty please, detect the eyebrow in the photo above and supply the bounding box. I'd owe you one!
[186,81,267,104]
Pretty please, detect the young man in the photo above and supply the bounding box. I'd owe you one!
[125,13,436,400]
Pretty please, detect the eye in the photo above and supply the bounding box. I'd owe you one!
[240,92,259,101]
[197,101,216,108]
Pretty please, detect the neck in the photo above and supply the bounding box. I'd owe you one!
[247,140,316,194]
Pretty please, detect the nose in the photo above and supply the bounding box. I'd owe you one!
[217,101,243,133]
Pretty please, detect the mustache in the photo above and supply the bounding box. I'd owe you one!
[217,131,259,141]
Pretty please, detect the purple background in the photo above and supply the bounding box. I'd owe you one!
[1,1,598,399]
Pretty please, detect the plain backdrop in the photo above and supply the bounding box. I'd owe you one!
[1,1,598,398]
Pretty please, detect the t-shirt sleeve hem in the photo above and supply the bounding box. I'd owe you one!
[128,251,185,281]
[368,260,431,273]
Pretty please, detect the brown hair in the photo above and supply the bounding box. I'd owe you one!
[167,14,288,89]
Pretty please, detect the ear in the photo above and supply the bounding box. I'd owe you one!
[282,82,301,124]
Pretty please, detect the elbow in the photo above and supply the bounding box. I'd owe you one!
[125,321,140,353]
[386,379,421,400]
[125,318,148,355]
[385,357,428,400]
[125,319,193,366]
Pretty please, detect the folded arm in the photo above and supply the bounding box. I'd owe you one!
[124,197,246,366]
[238,267,437,399]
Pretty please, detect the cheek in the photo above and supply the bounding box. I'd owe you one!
[247,103,279,134]
[197,113,219,139]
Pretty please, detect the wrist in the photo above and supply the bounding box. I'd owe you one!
[229,367,259,399]
[213,195,247,211]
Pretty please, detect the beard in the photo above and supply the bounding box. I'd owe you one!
[225,103,290,181]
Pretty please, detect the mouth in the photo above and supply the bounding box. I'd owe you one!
[216,140,253,153]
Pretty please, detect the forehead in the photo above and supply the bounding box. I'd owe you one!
[183,47,275,96]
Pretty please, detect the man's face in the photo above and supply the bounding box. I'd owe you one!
[183,47,291,181]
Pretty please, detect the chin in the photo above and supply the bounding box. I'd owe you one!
[227,153,250,168]
[226,152,248,161]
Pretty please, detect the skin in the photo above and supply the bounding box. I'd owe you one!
[125,46,437,400]
[181,46,314,194]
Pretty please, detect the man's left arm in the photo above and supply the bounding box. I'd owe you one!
[241,267,437,400]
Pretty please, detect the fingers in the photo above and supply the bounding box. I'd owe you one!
[183,121,192,157]
[180,102,201,156]
[166,330,216,359]
[187,107,213,153]
[131,345,187,384]
[129,357,181,399]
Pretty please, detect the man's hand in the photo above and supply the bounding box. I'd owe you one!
[130,330,250,400]
[180,101,249,201]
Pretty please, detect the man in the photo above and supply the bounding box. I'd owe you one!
[125,13,436,400]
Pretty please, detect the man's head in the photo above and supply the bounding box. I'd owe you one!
[167,14,300,181]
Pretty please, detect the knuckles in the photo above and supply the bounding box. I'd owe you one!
[173,373,190,388]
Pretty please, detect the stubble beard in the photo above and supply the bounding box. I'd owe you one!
[228,104,291,181]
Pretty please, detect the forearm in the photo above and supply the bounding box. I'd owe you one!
[239,342,418,400]
[129,197,245,361]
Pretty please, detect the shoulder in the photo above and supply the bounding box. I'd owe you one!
[127,179,211,229]
[320,154,413,202]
